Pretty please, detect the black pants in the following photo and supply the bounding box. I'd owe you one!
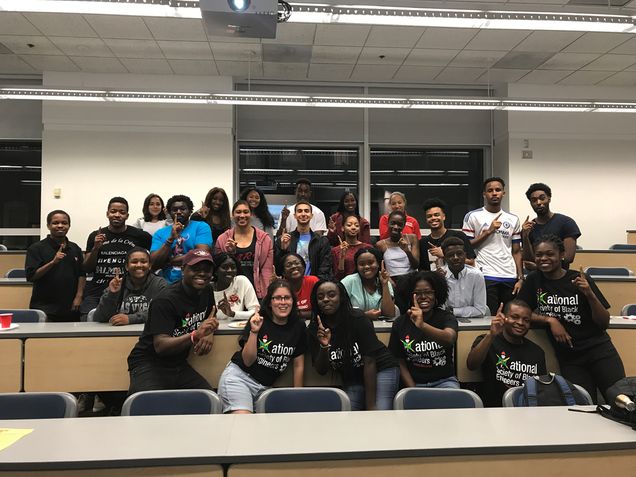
[128,362,213,396]
[485,279,515,316]
[558,340,626,404]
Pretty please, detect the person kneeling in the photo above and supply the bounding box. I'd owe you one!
[466,299,547,407]
[127,249,218,394]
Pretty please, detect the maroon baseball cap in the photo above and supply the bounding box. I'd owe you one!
[182,249,213,267]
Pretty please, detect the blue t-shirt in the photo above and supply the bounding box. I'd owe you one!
[298,232,311,275]
[151,221,213,283]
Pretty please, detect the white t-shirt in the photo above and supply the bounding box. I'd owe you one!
[279,203,327,234]
[462,207,521,280]
[213,275,259,320]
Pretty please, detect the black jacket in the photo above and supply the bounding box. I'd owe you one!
[275,230,332,280]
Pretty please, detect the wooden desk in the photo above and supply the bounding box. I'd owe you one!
[0,408,635,475]
[593,276,636,315]
[0,339,22,392]
[0,281,32,309]
[0,251,26,277]
[627,230,636,245]
[571,250,636,271]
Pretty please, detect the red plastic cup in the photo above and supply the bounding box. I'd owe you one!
[0,313,12,328]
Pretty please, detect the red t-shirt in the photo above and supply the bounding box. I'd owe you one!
[296,275,319,311]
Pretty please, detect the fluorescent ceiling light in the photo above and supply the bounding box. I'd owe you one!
[288,3,636,33]
[2,87,636,113]
[0,0,201,18]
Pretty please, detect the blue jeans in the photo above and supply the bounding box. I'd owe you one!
[345,366,400,411]
[416,376,460,389]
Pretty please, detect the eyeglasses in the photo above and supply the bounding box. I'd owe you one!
[414,290,435,297]
[271,295,293,302]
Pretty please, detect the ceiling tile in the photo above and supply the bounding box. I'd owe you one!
[262,62,308,79]
[143,18,207,41]
[168,59,218,75]
[0,42,11,54]
[84,15,153,39]
[434,67,487,83]
[311,46,361,64]
[357,47,410,65]
[315,25,371,46]
[557,70,614,85]
[211,42,261,61]
[449,50,508,68]
[404,49,458,66]
[393,65,443,82]
[104,39,163,59]
[611,37,636,54]
[350,64,399,81]
[49,37,113,57]
[308,63,354,80]
[494,51,555,69]
[365,26,424,48]
[120,58,173,74]
[24,13,97,37]
[208,35,260,44]
[477,68,531,83]
[581,54,636,71]
[465,29,531,51]
[516,69,573,84]
[262,23,316,45]
[415,28,477,50]
[216,60,263,77]
[563,33,631,54]
[70,56,127,73]
[0,13,40,35]
[262,44,312,63]
[0,55,36,73]
[158,41,213,60]
[513,31,583,53]
[0,35,63,56]
[508,0,568,3]
[539,52,599,70]
[596,71,636,86]
[20,55,80,72]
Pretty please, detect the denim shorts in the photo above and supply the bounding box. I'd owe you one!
[217,362,266,413]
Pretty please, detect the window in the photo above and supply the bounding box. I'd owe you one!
[0,141,42,250]
[370,148,484,230]
[239,145,359,223]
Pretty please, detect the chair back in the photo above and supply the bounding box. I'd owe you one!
[5,268,26,278]
[393,388,483,410]
[121,389,222,416]
[502,383,593,407]
[255,387,351,413]
[0,309,46,323]
[0,392,77,419]
[621,304,636,315]
[584,267,632,277]
[609,244,636,250]
[86,308,97,322]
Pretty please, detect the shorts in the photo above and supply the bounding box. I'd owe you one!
[217,362,266,413]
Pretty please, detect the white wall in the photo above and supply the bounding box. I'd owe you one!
[504,84,636,249]
[41,72,233,246]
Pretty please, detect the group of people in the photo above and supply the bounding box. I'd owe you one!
[24,176,625,412]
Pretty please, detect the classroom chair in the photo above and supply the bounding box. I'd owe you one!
[255,387,351,413]
[393,388,483,410]
[4,268,26,278]
[0,392,78,419]
[502,384,593,407]
[121,389,222,416]
[609,244,636,250]
[584,267,633,277]
[621,304,636,315]
[0,309,46,323]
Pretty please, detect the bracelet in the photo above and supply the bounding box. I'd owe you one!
[250,330,258,335]
[190,330,196,343]
[320,343,331,349]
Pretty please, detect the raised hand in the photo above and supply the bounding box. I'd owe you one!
[328,217,337,234]
[93,228,106,250]
[379,260,390,286]
[281,204,290,221]
[408,293,424,327]
[338,235,349,254]
[489,303,505,336]
[280,228,291,251]
[427,242,443,258]
[170,221,184,240]
[522,215,535,234]
[52,242,66,264]
[488,213,502,234]
[197,202,210,219]
[108,270,123,294]
[226,237,237,254]
[249,311,264,333]
[572,267,591,296]
[316,315,332,347]
[398,237,410,252]
[218,291,234,318]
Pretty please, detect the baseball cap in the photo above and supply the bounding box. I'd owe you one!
[182,249,214,267]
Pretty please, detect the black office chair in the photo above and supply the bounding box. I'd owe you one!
[584,267,632,277]
[255,387,351,413]
[393,388,483,410]
[609,244,636,250]
[121,389,222,416]
[4,268,26,279]
[0,392,77,419]
[621,304,636,315]
[0,309,46,323]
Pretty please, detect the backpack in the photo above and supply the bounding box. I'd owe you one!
[596,377,636,429]
[515,373,589,407]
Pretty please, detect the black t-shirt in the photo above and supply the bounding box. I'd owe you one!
[528,213,581,245]
[518,270,611,354]
[235,231,256,285]
[84,226,152,297]
[419,229,476,271]
[472,334,547,407]
[307,311,398,384]
[127,281,215,368]
[388,309,458,384]
[25,236,85,320]
[231,317,307,386]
